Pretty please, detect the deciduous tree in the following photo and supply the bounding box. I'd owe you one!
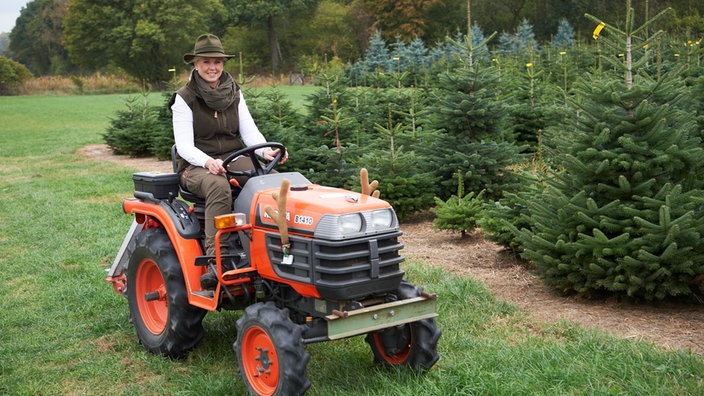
[224,0,319,75]
[8,0,73,75]
[63,0,224,85]
[362,0,445,42]
[290,0,360,61]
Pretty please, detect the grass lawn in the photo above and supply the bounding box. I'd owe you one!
[0,93,703,395]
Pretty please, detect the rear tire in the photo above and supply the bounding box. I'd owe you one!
[234,302,311,395]
[365,280,441,370]
[126,228,206,358]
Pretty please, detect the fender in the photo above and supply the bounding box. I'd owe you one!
[121,198,208,308]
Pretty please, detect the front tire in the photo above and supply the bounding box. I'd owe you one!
[365,280,441,370]
[234,302,311,395]
[126,227,206,358]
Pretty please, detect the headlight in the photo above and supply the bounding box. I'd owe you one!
[371,209,393,229]
[338,214,363,235]
[315,209,398,240]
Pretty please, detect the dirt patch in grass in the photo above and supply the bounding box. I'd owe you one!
[79,144,173,173]
[83,143,704,355]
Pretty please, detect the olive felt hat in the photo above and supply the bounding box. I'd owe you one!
[183,34,234,64]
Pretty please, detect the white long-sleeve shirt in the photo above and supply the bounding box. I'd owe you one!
[171,91,266,168]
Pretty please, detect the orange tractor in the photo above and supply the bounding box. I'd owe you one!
[106,143,440,395]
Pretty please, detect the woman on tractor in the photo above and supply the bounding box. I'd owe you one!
[169,33,287,260]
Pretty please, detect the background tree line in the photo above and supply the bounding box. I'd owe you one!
[1,0,703,85]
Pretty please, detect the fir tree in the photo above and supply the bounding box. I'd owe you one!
[424,64,525,201]
[514,3,704,300]
[104,92,160,158]
[294,83,361,188]
[506,61,552,150]
[356,110,436,220]
[432,170,485,237]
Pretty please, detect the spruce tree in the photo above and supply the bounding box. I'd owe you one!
[359,31,393,87]
[515,19,540,55]
[514,2,704,300]
[470,24,491,63]
[398,38,431,85]
[552,18,576,50]
[497,19,540,56]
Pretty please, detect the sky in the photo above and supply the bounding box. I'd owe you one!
[0,0,30,34]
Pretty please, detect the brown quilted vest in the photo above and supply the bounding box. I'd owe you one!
[170,76,244,173]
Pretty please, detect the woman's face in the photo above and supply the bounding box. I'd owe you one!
[194,57,224,88]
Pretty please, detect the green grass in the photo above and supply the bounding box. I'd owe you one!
[1,93,703,395]
[245,84,318,112]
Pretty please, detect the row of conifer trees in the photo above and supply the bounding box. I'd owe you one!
[105,3,704,301]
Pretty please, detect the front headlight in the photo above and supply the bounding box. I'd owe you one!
[371,209,393,229]
[338,213,363,235]
[315,209,398,240]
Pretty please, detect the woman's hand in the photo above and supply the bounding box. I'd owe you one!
[263,148,288,164]
[205,158,226,175]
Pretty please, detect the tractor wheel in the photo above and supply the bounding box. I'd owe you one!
[365,280,441,370]
[234,302,311,396]
[126,227,206,358]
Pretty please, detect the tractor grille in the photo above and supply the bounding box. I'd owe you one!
[266,231,405,300]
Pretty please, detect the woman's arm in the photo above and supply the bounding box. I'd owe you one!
[171,94,211,168]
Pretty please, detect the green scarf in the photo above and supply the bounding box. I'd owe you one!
[192,69,237,112]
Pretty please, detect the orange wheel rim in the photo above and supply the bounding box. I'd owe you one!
[373,327,412,364]
[135,259,167,334]
[241,325,279,395]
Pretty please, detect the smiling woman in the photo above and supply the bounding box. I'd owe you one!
[171,33,286,256]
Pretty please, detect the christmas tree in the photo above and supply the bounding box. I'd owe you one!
[552,18,576,50]
[514,2,704,300]
[424,63,525,201]
[432,170,485,238]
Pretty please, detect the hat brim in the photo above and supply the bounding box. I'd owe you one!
[183,52,234,64]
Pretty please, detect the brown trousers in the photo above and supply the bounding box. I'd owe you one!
[180,157,256,255]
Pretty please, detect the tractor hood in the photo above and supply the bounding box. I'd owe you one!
[236,172,399,240]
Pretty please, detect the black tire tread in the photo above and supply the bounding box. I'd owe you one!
[234,302,311,395]
[365,280,441,371]
[127,228,206,358]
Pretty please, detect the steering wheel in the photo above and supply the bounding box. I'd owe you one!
[222,142,286,178]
